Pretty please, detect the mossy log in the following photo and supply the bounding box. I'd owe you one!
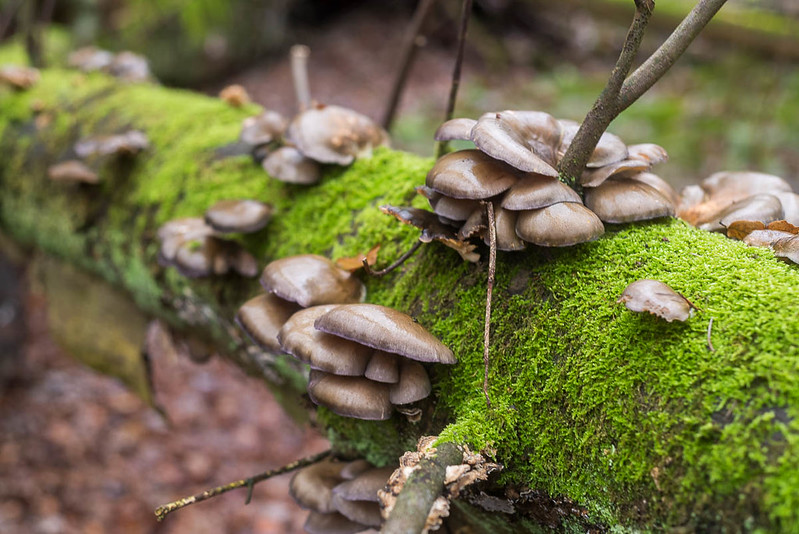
[2,68,799,532]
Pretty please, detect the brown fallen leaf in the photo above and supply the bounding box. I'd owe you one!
[618,279,695,323]
[767,220,799,234]
[726,220,765,240]
[335,244,381,272]
[743,229,796,248]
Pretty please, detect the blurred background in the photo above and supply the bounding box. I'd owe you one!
[0,1,797,533]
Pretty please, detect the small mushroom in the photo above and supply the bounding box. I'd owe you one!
[204,199,273,233]
[772,235,799,265]
[68,47,114,72]
[236,293,301,352]
[700,171,792,206]
[260,255,366,308]
[500,174,581,211]
[240,110,287,146]
[364,351,400,384]
[75,130,149,158]
[618,279,694,322]
[469,110,560,176]
[774,192,799,226]
[425,149,518,200]
[0,65,40,89]
[290,458,352,514]
[557,119,628,168]
[108,51,152,82]
[489,204,527,251]
[584,178,675,224]
[389,360,431,405]
[698,194,783,233]
[157,217,215,264]
[286,104,389,165]
[331,467,395,528]
[515,202,604,247]
[263,146,322,185]
[219,84,250,107]
[308,370,393,421]
[304,511,368,534]
[433,118,477,141]
[47,160,99,184]
[314,304,456,365]
[742,229,796,248]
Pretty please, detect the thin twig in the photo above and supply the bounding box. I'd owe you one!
[362,240,422,277]
[290,44,312,112]
[381,0,437,131]
[557,0,654,186]
[154,449,331,522]
[482,202,496,408]
[707,317,715,352]
[436,0,473,159]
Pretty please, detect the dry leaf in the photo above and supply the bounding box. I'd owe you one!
[726,220,765,240]
[335,244,381,272]
[380,205,479,262]
[767,220,799,234]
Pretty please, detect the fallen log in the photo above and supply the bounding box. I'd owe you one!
[2,66,799,532]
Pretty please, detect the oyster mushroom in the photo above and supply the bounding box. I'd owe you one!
[0,65,40,89]
[557,119,628,168]
[584,177,675,224]
[236,293,301,353]
[75,130,149,158]
[260,255,366,308]
[425,149,518,200]
[331,467,395,528]
[698,193,784,233]
[204,199,273,234]
[240,110,287,147]
[108,51,151,82]
[433,118,477,141]
[263,146,322,185]
[286,104,389,165]
[515,202,604,247]
[500,174,581,211]
[618,279,695,322]
[308,370,393,421]
[47,160,99,184]
[773,235,799,265]
[68,46,114,72]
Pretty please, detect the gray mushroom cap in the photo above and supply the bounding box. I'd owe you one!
[700,171,792,205]
[627,143,669,165]
[290,458,348,514]
[329,496,382,528]
[557,119,628,168]
[699,193,784,232]
[389,360,431,405]
[500,174,582,211]
[515,202,604,247]
[580,158,651,188]
[470,110,560,176]
[584,178,675,224]
[618,279,694,322]
[157,217,215,263]
[774,192,799,226]
[434,118,477,141]
[286,104,389,165]
[364,351,400,384]
[260,254,366,308]
[629,172,679,206]
[314,304,456,364]
[743,229,796,248]
[333,467,395,502]
[236,293,300,352]
[278,305,372,375]
[490,204,527,251]
[239,110,287,146]
[772,235,799,264]
[263,146,322,185]
[74,130,149,158]
[307,370,393,421]
[47,160,99,184]
[204,199,273,233]
[68,46,114,71]
[426,149,518,200]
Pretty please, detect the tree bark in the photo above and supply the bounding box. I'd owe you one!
[2,69,799,531]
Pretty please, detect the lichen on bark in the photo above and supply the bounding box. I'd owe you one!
[2,67,799,532]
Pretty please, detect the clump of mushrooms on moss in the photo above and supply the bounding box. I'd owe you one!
[383,110,676,260]
[238,45,389,186]
[157,199,272,278]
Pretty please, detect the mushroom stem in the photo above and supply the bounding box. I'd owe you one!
[558,0,728,188]
[154,449,331,521]
[436,0,474,159]
[362,240,422,277]
[290,44,312,112]
[483,201,496,408]
[381,0,438,131]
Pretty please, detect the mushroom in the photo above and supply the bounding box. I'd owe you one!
[68,47,114,72]
[331,467,395,528]
[469,110,560,176]
[742,229,796,248]
[260,255,366,308]
[204,199,273,234]
[74,130,150,158]
[286,104,389,165]
[774,192,799,226]
[772,235,799,265]
[219,84,250,107]
[556,119,628,168]
[0,65,40,89]
[47,160,99,184]
[618,279,695,322]
[263,146,322,185]
[433,118,477,141]
[236,293,301,353]
[698,193,784,233]
[515,202,604,247]
[240,110,287,147]
[500,174,581,211]
[107,51,152,82]
[584,177,675,224]
[308,370,393,421]
[425,149,518,200]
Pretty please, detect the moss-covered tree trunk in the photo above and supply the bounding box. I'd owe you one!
[2,67,799,532]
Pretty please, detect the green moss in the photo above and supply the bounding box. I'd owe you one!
[3,69,799,531]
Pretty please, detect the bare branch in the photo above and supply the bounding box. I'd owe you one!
[483,201,496,409]
[619,0,729,112]
[362,240,422,277]
[436,0,473,158]
[557,0,654,185]
[382,0,438,131]
[154,449,331,521]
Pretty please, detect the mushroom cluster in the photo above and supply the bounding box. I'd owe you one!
[290,457,394,533]
[677,171,799,264]
[157,199,272,278]
[68,47,152,82]
[47,130,151,184]
[392,110,675,255]
[236,254,366,352]
[278,303,455,420]
[239,104,389,186]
